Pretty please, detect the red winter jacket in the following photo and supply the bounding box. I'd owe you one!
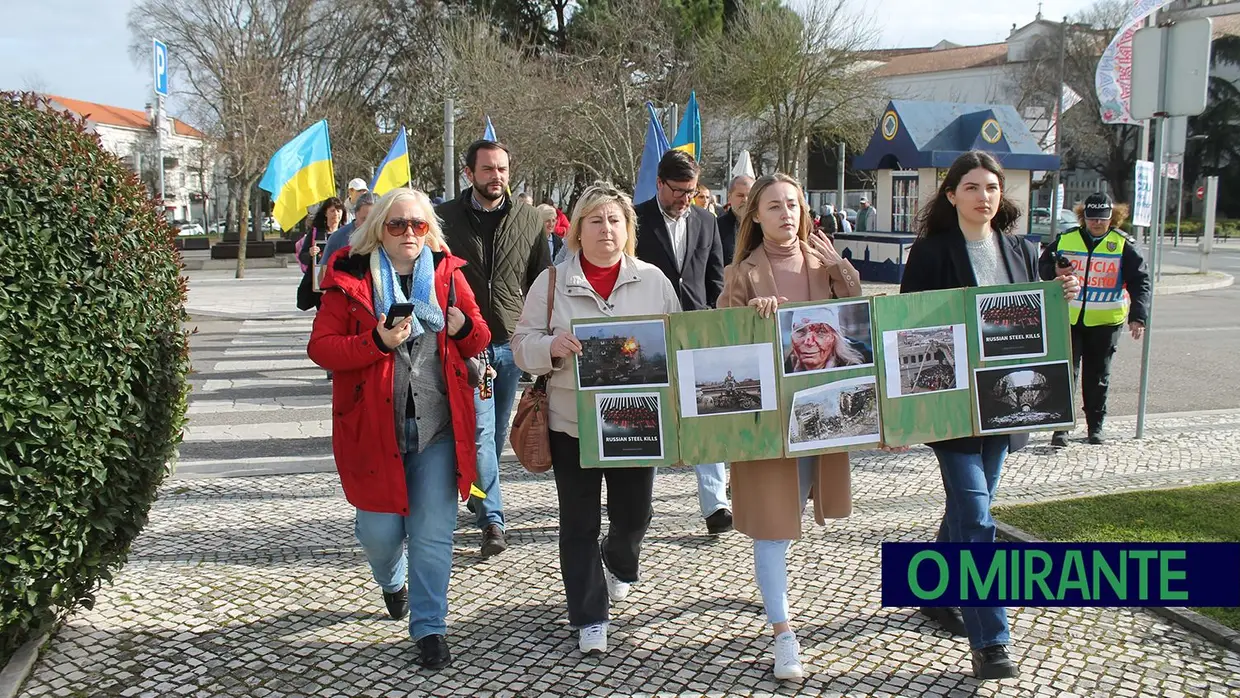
[307,247,490,514]
[554,208,570,237]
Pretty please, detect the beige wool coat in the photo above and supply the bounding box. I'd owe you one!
[719,241,864,540]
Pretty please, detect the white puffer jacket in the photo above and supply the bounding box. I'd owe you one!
[512,252,681,438]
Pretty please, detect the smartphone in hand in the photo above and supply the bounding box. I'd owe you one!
[384,303,415,329]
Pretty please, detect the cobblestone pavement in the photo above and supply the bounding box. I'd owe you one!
[18,317,1240,698]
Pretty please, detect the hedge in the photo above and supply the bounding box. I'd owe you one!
[0,94,189,664]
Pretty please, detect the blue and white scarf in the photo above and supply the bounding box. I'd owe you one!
[370,246,444,341]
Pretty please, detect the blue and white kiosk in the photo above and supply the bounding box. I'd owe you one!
[842,100,1061,283]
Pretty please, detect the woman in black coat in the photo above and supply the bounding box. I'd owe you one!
[898,151,1079,681]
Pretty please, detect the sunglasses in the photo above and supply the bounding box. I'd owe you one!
[384,218,430,236]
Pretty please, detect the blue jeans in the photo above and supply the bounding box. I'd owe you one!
[932,438,1011,650]
[753,459,814,625]
[470,343,519,530]
[354,423,458,641]
[694,463,731,517]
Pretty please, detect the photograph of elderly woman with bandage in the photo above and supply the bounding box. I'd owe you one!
[777,301,874,375]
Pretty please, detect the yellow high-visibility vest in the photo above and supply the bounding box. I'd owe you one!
[1057,229,1128,326]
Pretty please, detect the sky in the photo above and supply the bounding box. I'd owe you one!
[0,0,1101,127]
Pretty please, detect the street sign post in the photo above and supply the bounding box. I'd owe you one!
[152,40,168,205]
[1131,19,1211,120]
[1197,186,1205,200]
[153,40,168,97]
[1130,17,1213,439]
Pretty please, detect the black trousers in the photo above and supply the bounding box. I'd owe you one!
[549,430,654,627]
[1070,322,1123,429]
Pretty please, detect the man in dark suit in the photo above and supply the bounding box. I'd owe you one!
[715,174,754,267]
[634,150,733,535]
[635,150,727,311]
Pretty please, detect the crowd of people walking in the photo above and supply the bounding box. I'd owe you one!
[302,142,1114,683]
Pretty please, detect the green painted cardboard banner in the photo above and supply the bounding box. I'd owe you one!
[668,306,784,466]
[873,289,974,447]
[571,282,1073,466]
[965,282,1076,437]
[776,298,881,458]
[572,314,681,469]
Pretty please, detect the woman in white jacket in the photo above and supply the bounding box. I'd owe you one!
[512,183,680,656]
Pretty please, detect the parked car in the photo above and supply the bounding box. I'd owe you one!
[841,208,858,227]
[210,220,228,235]
[1029,208,1077,237]
[176,222,205,237]
[262,216,280,232]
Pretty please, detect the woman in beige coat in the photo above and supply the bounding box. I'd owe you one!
[718,173,863,680]
[512,183,680,657]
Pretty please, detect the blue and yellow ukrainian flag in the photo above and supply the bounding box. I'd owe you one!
[258,120,335,232]
[670,91,702,162]
[634,102,670,205]
[370,127,410,196]
[482,115,497,142]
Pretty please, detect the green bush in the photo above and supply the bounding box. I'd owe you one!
[0,94,189,663]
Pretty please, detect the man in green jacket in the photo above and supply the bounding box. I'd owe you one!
[436,140,550,557]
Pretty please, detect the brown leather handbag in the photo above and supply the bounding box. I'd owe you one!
[509,266,556,473]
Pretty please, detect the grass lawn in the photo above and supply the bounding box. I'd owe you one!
[993,482,1240,632]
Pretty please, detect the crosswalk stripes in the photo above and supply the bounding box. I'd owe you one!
[177,318,334,479]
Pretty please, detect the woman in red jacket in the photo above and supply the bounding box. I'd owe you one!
[307,188,490,671]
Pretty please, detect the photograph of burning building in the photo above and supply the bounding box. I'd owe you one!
[575,320,670,390]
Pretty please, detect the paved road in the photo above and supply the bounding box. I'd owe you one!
[180,314,334,477]
[1106,282,1240,419]
[18,308,1240,697]
[1153,243,1240,275]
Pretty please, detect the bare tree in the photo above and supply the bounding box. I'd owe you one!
[1012,1,1140,201]
[129,0,394,277]
[702,0,884,178]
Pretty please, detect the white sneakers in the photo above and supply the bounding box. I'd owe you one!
[579,623,608,655]
[603,566,630,602]
[772,631,804,680]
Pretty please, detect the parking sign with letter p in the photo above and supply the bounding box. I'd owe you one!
[153,39,168,97]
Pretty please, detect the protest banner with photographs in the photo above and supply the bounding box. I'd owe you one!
[572,315,681,468]
[776,299,880,456]
[965,281,1075,436]
[669,306,784,465]
[873,289,976,446]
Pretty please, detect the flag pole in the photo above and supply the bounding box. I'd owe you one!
[405,126,412,190]
[1048,17,1067,232]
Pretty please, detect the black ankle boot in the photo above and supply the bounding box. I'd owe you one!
[383,586,408,620]
[416,634,452,670]
[972,644,1020,679]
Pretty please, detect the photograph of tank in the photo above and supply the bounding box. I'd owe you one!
[676,343,778,417]
[575,319,669,390]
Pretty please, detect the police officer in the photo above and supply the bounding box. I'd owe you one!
[1039,192,1151,446]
